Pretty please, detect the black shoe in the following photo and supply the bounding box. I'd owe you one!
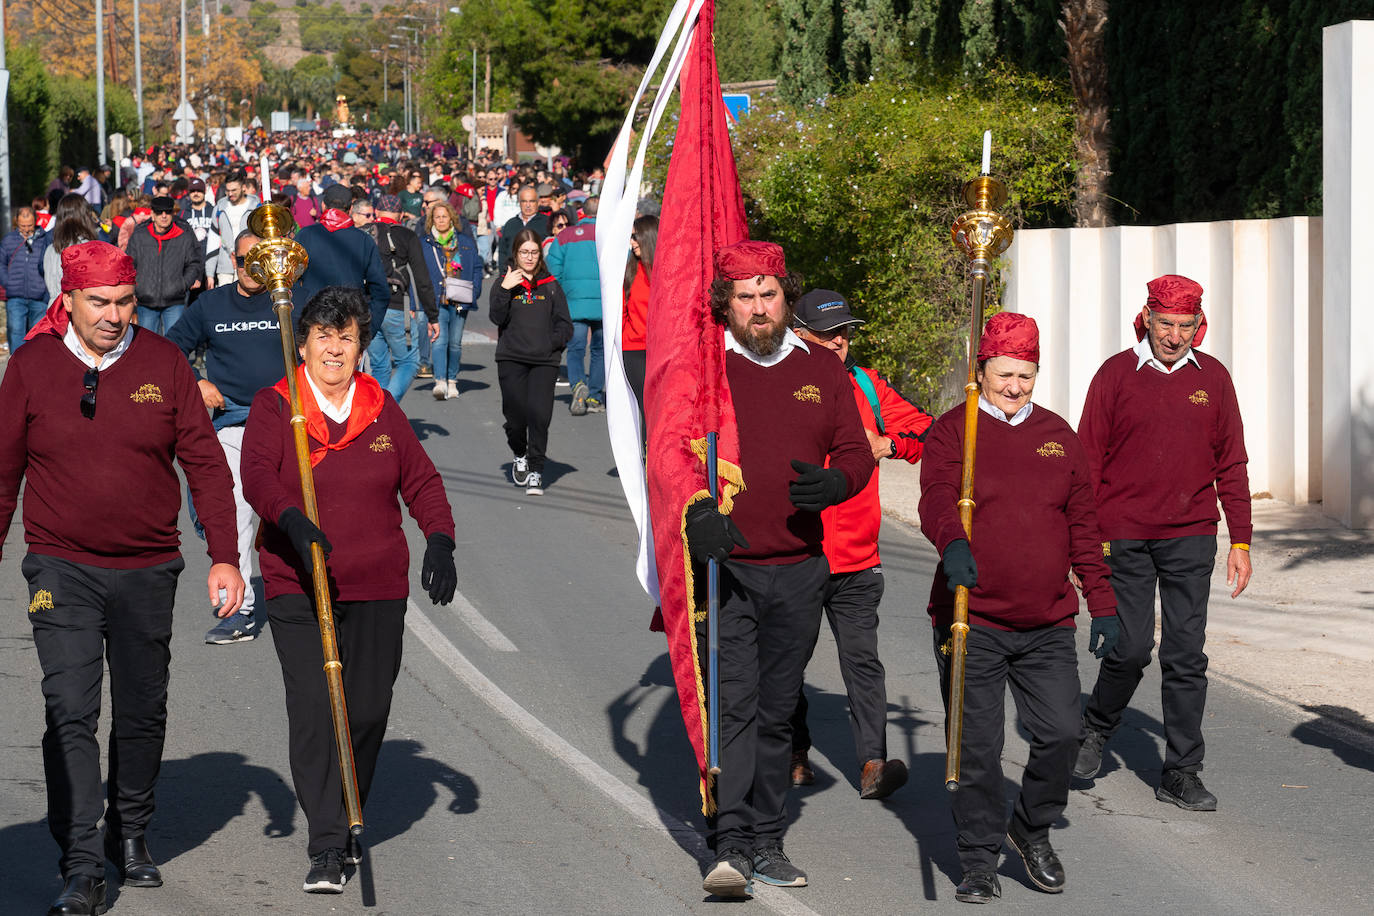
[104,833,162,887]
[343,833,363,866]
[303,848,347,894]
[751,842,807,887]
[47,875,108,915]
[1156,769,1218,811]
[1006,823,1065,893]
[1073,725,1107,779]
[955,869,1001,904]
[702,848,753,898]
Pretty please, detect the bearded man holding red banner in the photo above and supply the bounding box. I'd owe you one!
[682,239,874,898]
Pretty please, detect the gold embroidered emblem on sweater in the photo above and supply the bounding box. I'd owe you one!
[29,589,53,614]
[370,434,395,452]
[1188,389,1210,405]
[1102,541,1112,557]
[792,385,822,404]
[130,383,164,403]
[1036,441,1066,458]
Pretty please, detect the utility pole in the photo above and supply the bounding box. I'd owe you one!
[134,0,146,150]
[179,0,188,142]
[96,0,107,167]
[0,0,12,229]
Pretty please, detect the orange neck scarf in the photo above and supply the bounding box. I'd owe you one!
[273,364,386,467]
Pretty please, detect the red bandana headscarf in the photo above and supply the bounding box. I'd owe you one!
[1134,274,1207,347]
[713,240,787,279]
[977,312,1040,364]
[27,241,138,340]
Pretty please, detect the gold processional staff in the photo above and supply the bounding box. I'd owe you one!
[944,140,1015,791]
[243,203,365,836]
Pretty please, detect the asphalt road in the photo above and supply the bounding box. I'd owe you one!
[2,302,1372,915]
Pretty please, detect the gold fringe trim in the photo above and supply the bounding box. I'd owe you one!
[679,438,745,817]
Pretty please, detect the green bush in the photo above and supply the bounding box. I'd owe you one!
[731,66,1075,410]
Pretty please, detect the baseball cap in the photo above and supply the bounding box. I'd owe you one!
[149,196,176,214]
[794,289,864,332]
[376,193,403,213]
[188,178,207,192]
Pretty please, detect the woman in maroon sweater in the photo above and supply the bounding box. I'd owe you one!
[241,286,456,896]
[918,313,1117,904]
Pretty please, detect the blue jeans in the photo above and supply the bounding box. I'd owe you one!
[6,297,48,352]
[365,309,419,402]
[568,319,604,402]
[432,306,468,382]
[136,304,186,336]
[476,233,493,266]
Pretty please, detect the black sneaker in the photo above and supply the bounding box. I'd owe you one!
[570,381,589,416]
[303,848,347,893]
[751,843,807,887]
[1073,725,1107,779]
[510,454,531,487]
[1156,769,1218,811]
[702,848,753,898]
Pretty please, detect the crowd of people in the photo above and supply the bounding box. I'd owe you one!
[0,130,1254,914]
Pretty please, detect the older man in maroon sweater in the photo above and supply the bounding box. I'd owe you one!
[919,313,1117,904]
[684,241,873,898]
[1074,275,1253,813]
[0,241,243,916]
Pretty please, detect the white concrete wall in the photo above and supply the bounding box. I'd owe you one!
[1004,216,1323,507]
[1322,21,1374,527]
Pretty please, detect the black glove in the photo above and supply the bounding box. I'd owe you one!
[278,507,332,576]
[1088,615,1120,659]
[942,539,978,592]
[788,459,847,512]
[684,498,750,564]
[421,533,458,605]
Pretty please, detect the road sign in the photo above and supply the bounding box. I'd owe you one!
[108,132,132,162]
[173,100,198,121]
[722,93,751,123]
[270,111,290,132]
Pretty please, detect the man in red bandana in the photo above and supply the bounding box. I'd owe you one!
[1074,274,1253,813]
[919,312,1117,904]
[0,241,244,915]
[683,240,874,897]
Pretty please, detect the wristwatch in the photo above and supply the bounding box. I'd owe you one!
[886,438,897,459]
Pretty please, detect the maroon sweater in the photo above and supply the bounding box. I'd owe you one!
[0,328,238,569]
[1078,350,1252,544]
[241,387,455,601]
[919,404,1115,630]
[725,344,874,564]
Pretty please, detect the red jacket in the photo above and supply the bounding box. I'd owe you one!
[822,364,934,573]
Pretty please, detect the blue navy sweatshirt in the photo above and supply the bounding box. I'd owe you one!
[165,282,287,429]
[293,222,391,331]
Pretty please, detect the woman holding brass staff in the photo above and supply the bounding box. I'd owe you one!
[918,313,1118,904]
[242,286,457,894]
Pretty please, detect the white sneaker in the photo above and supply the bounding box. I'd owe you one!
[525,471,543,495]
[511,455,530,487]
[446,379,459,399]
[432,381,446,400]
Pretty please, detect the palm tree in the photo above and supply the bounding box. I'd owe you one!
[1061,0,1111,227]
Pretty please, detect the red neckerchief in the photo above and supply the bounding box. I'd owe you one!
[149,221,184,253]
[519,273,557,301]
[272,365,386,467]
[26,296,70,340]
[376,215,399,225]
[319,208,353,232]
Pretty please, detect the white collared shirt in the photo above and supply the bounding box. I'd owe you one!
[1133,336,1200,375]
[304,369,356,424]
[63,323,134,370]
[723,326,809,368]
[978,395,1033,426]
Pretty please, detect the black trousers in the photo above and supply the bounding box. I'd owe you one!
[697,555,827,853]
[1082,535,1217,772]
[497,360,558,472]
[790,565,889,762]
[23,553,184,878]
[622,348,647,438]
[933,625,1080,872]
[266,594,407,855]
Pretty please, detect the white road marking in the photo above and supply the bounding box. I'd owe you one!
[438,590,518,652]
[406,600,823,916]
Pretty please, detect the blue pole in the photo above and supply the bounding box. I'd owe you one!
[706,431,721,775]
